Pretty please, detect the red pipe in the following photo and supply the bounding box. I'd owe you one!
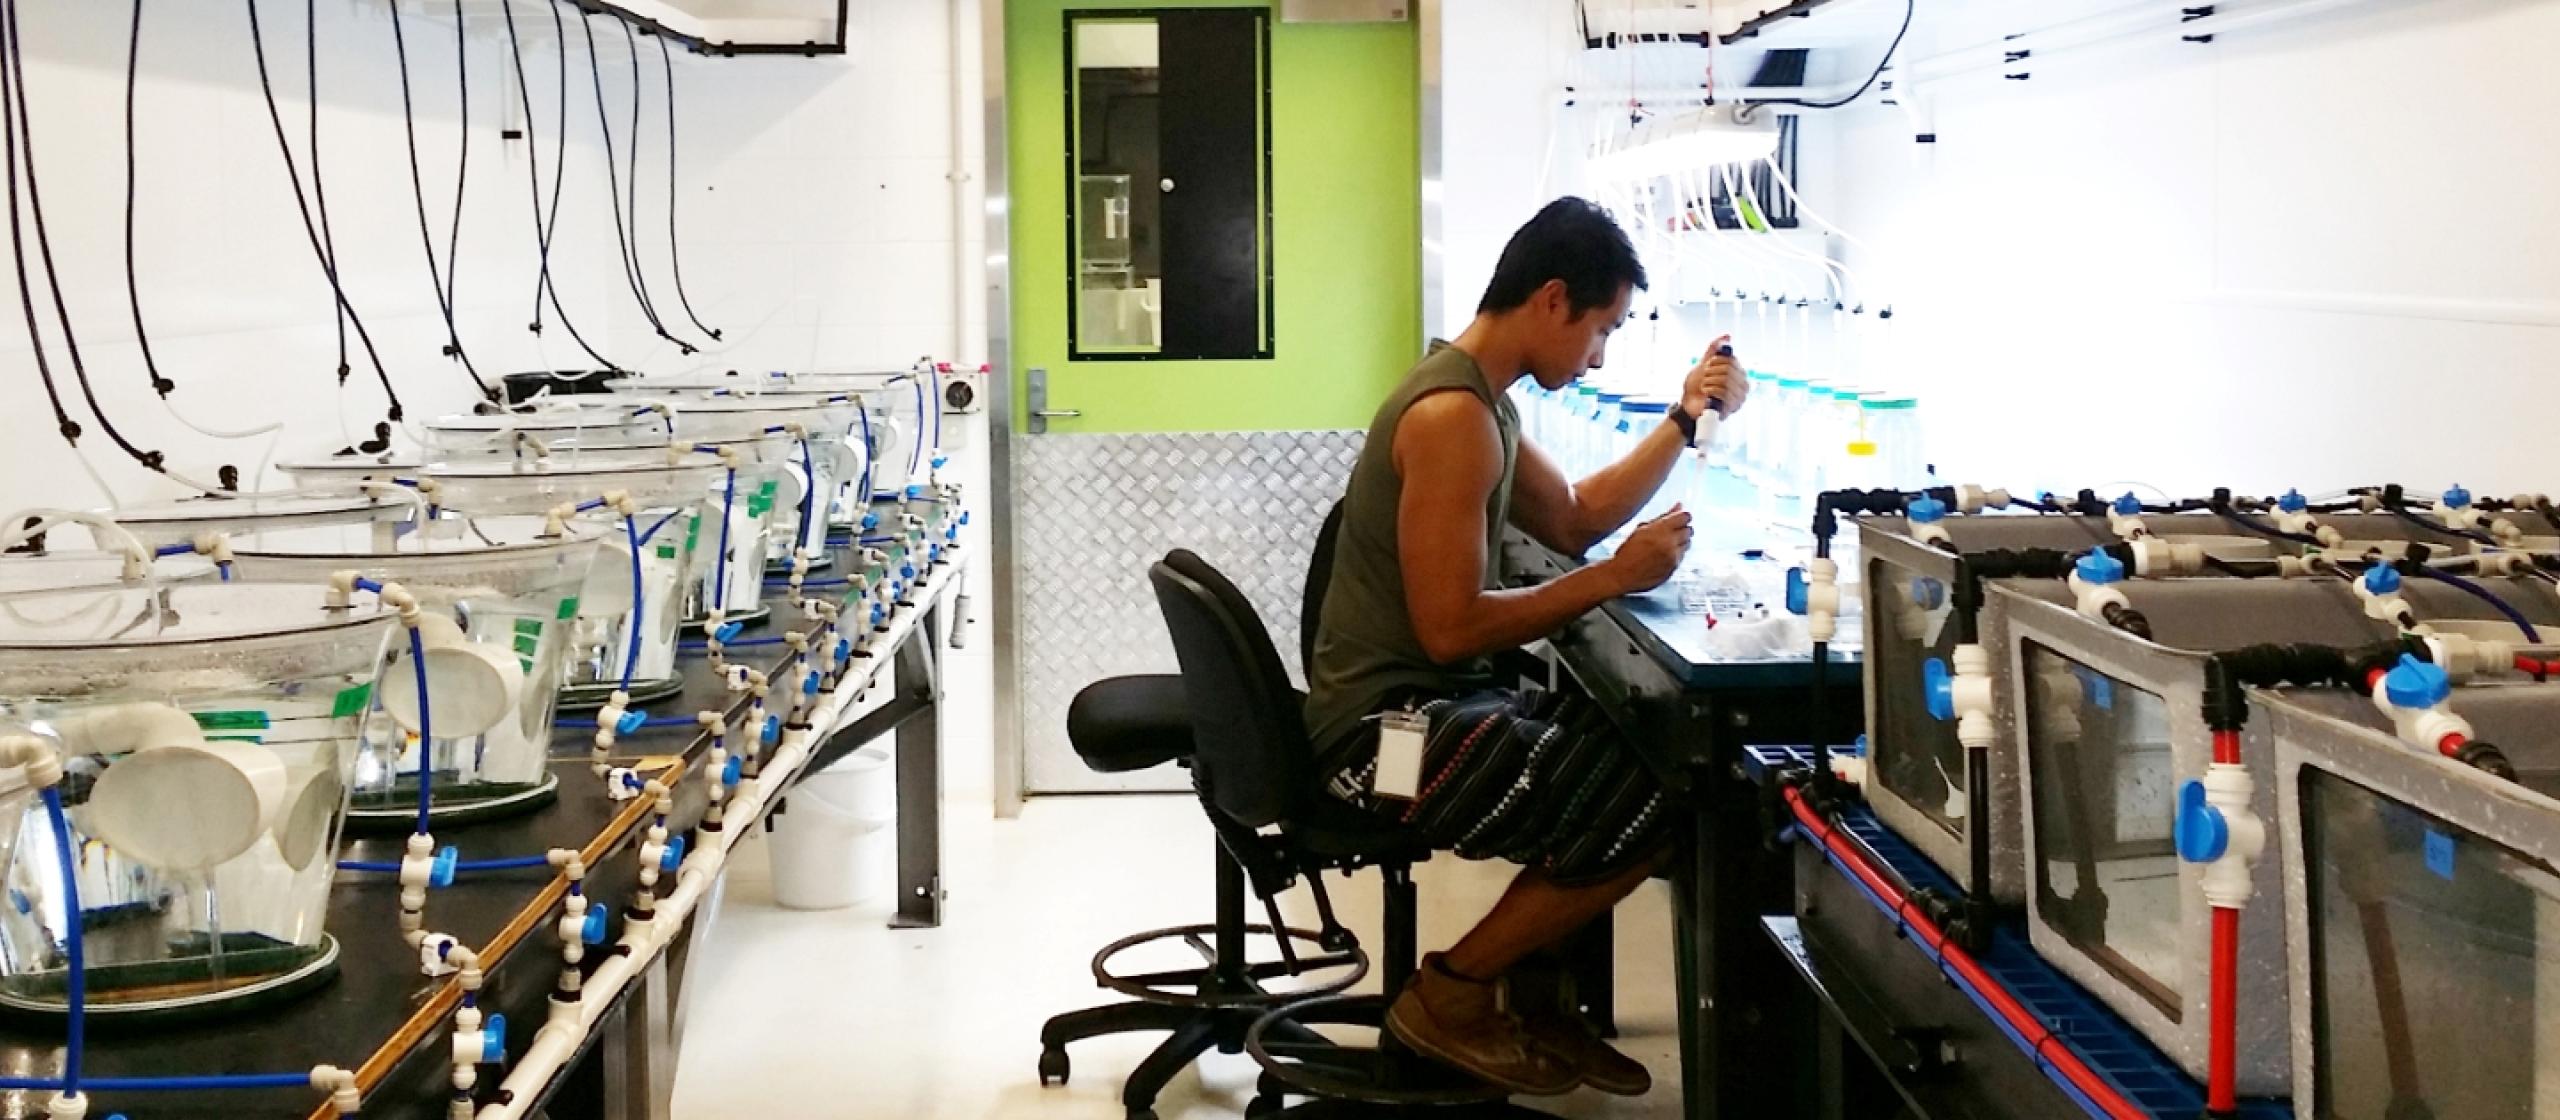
[2518,654,2554,678]
[2204,727,2245,1117]
[1781,786,2149,1120]
[2438,732,2469,760]
[2211,728,2241,767]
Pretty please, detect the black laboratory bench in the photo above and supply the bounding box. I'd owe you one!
[1500,531,1863,1120]
[0,504,969,1120]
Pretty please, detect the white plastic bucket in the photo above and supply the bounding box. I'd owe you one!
[767,745,895,910]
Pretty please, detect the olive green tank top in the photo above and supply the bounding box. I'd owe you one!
[1303,343,1519,761]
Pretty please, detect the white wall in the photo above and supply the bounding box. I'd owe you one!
[1445,0,2560,499]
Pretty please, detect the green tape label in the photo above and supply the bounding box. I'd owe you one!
[556,595,580,621]
[513,619,546,672]
[194,710,270,732]
[332,683,374,720]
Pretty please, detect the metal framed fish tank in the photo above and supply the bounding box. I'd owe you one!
[1863,506,2549,906]
[1988,574,2560,1097]
[421,453,724,710]
[225,521,599,831]
[2265,684,2560,1120]
[0,582,396,1021]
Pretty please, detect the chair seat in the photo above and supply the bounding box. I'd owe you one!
[1287,795,1432,864]
[1067,675,1195,773]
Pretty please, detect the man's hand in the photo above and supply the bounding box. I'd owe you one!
[1607,506,1693,595]
[1682,335,1748,422]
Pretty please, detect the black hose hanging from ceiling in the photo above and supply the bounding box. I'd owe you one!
[124,0,172,399]
[657,32,719,341]
[503,0,621,373]
[386,0,495,401]
[306,0,345,380]
[243,0,404,421]
[2,0,166,474]
[1,0,75,446]
[622,18,703,355]
[581,11,695,355]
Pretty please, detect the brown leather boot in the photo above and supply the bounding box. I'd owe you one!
[1384,954,1579,1097]
[1516,996,1652,1096]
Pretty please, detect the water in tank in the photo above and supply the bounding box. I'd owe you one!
[225,520,600,830]
[0,582,396,1020]
[102,490,411,551]
[420,452,725,709]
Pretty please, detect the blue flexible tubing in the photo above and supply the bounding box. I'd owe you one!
[709,467,735,614]
[41,788,80,1097]
[679,636,783,652]
[555,714,697,730]
[907,375,927,482]
[337,854,549,874]
[926,367,940,463]
[856,397,876,501]
[2418,566,2543,641]
[407,625,435,835]
[637,507,682,545]
[796,438,819,556]
[621,514,645,691]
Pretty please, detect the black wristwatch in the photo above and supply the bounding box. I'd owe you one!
[1667,407,1698,443]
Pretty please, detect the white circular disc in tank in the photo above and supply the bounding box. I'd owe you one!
[88,739,288,871]
[274,768,344,871]
[578,537,640,617]
[379,642,522,741]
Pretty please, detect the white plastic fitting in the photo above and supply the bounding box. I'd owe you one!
[1949,645,1997,752]
[2108,510,2148,541]
[603,767,642,802]
[0,734,64,790]
[46,1091,85,1119]
[2425,630,2521,684]
[1910,521,1952,548]
[419,931,463,977]
[1955,485,2013,515]
[1803,558,1841,643]
[312,1065,360,1113]
[2127,537,2205,577]
[2068,571,2131,622]
[2374,683,2476,756]
[2439,499,2485,531]
[400,832,439,917]
[2197,763,2264,910]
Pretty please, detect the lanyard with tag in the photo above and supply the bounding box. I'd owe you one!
[1372,707,1430,801]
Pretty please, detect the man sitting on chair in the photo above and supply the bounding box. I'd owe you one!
[1303,197,1747,1098]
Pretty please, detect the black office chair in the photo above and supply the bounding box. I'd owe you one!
[1037,506,1371,1120]
[1150,549,1551,1118]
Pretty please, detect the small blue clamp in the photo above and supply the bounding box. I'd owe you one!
[660,836,688,874]
[762,715,782,745]
[2279,489,2309,513]
[715,621,745,644]
[1910,576,1946,610]
[1785,567,1809,615]
[615,709,650,736]
[723,757,744,787]
[2383,653,2452,710]
[581,907,610,945]
[2112,492,2143,517]
[2444,484,2474,510]
[2075,550,2126,585]
[1920,657,1954,722]
[2174,780,2228,863]
[432,847,460,889]
[1906,496,1948,524]
[481,1014,508,1062]
[2363,564,2404,595]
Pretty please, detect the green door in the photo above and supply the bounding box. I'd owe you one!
[997,0,1420,796]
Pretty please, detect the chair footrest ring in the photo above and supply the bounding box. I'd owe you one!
[1091,923,1367,1010]
[1244,994,1512,1107]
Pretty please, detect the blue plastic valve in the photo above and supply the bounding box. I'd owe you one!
[481,1014,508,1062]
[9,889,29,915]
[872,603,888,626]
[906,485,926,501]
[932,455,948,471]
[2279,489,2309,513]
[581,907,609,945]
[960,511,971,526]
[715,621,745,643]
[615,709,649,736]
[1921,657,1955,722]
[432,847,460,889]
[2383,653,2452,710]
[861,512,880,530]
[835,638,854,662]
[1905,496,1948,524]
[2444,484,2474,510]
[2113,492,2142,517]
[2075,551,2126,585]
[901,563,916,581]
[763,715,782,745]
[723,757,744,786]
[803,672,822,696]
[1910,576,1946,611]
[2174,780,2229,863]
[660,836,688,874]
[1847,734,1869,757]
[1785,567,1809,615]
[2363,565,2404,595]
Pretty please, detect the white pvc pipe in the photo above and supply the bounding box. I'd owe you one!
[470,557,963,1120]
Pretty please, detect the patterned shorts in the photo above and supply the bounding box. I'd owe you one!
[1321,688,1676,885]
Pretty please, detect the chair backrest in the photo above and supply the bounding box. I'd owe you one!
[1151,549,1310,828]
[1299,499,1347,678]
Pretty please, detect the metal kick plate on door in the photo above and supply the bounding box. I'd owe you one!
[1026,367,1081,435]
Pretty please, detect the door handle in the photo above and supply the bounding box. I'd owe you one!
[1032,408,1082,419]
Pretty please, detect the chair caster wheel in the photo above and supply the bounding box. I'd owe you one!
[1038,1046,1069,1086]
[1245,1093,1285,1118]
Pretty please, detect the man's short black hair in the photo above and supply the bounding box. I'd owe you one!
[1476,197,1648,317]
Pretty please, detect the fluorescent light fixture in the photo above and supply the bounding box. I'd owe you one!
[1588,105,1780,185]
